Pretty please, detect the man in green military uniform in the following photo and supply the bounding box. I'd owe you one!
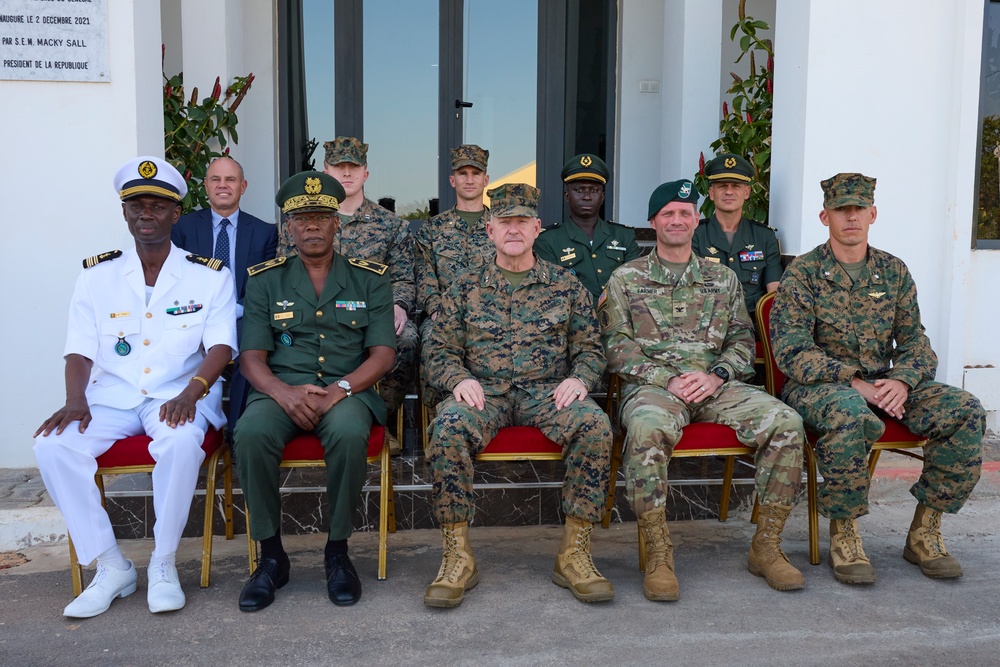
[693,153,782,325]
[771,173,984,585]
[234,171,396,612]
[414,144,494,407]
[278,137,416,419]
[600,179,806,601]
[535,153,640,304]
[422,183,614,608]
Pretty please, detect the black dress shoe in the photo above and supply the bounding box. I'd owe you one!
[325,552,362,606]
[239,555,290,612]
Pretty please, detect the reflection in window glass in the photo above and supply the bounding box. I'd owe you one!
[302,0,335,169]
[977,1,1000,243]
[363,0,439,217]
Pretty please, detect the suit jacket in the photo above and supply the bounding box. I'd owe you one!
[172,208,278,304]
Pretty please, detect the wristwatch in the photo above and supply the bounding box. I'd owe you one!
[710,367,730,383]
[336,379,352,397]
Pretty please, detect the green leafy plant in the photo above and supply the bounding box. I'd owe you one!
[977,115,1000,240]
[694,0,773,224]
[162,46,254,213]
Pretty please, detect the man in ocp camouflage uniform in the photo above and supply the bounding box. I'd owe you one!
[422,183,614,608]
[277,137,416,419]
[770,173,984,585]
[599,179,806,601]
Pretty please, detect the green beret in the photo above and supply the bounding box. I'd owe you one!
[275,171,346,214]
[705,153,754,183]
[323,136,368,166]
[561,153,609,185]
[647,179,698,219]
[451,144,489,171]
[488,183,540,218]
[821,173,876,208]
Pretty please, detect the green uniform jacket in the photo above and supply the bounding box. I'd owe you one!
[240,253,398,424]
[599,252,755,401]
[770,241,937,394]
[692,214,782,315]
[534,218,640,303]
[425,255,605,401]
[413,206,493,317]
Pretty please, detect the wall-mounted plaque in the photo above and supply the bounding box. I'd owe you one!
[1,0,109,82]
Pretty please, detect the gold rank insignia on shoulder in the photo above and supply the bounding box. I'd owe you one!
[348,258,389,275]
[248,257,287,276]
[186,254,224,271]
[82,250,123,269]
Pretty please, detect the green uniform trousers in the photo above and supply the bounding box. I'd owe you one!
[784,380,984,519]
[234,395,373,541]
[427,387,612,525]
[621,382,804,515]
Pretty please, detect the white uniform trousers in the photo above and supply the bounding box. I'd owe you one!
[34,400,208,565]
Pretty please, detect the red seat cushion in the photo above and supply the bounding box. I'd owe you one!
[755,339,764,361]
[674,422,744,451]
[95,427,224,469]
[480,426,561,455]
[281,426,386,462]
[875,415,924,444]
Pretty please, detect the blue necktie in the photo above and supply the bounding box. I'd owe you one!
[214,219,231,270]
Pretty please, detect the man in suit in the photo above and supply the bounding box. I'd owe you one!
[172,157,278,433]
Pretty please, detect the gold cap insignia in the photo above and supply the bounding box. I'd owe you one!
[138,160,158,178]
[724,157,736,168]
[305,177,322,194]
[580,155,593,167]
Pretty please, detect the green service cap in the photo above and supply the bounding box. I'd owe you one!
[821,173,876,208]
[275,171,346,214]
[488,183,540,218]
[647,179,698,219]
[705,153,754,183]
[561,153,609,185]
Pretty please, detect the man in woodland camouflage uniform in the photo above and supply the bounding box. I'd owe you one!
[600,179,806,601]
[278,137,416,419]
[421,183,614,608]
[770,173,984,585]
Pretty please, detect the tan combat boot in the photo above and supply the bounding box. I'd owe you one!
[551,516,614,602]
[829,518,875,584]
[423,522,479,608]
[747,503,805,591]
[637,507,680,601]
[903,504,963,578]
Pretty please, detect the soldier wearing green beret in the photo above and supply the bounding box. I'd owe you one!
[234,171,396,611]
[771,172,985,586]
[600,179,806,600]
[422,183,615,608]
[693,153,783,327]
[535,153,640,304]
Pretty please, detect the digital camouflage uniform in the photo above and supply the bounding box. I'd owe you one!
[599,252,804,515]
[423,256,612,525]
[771,241,984,520]
[279,197,416,415]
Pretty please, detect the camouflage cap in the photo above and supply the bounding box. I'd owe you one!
[323,136,368,166]
[561,153,609,185]
[821,173,876,208]
[275,171,346,214]
[488,183,540,218]
[705,153,754,183]
[647,179,698,219]
[451,144,489,171]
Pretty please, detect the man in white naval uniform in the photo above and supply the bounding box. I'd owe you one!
[34,156,237,618]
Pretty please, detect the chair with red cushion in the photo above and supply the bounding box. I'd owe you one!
[244,426,395,580]
[67,427,234,595]
[755,291,927,566]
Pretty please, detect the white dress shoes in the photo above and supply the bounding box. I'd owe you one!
[63,560,138,618]
[147,559,186,613]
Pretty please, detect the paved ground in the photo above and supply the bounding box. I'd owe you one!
[2,491,999,667]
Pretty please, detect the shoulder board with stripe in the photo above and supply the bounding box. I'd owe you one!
[749,218,777,232]
[186,254,225,271]
[82,250,122,269]
[247,256,287,276]
[348,258,389,275]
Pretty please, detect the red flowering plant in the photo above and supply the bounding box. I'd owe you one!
[162,45,255,213]
[694,0,773,223]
